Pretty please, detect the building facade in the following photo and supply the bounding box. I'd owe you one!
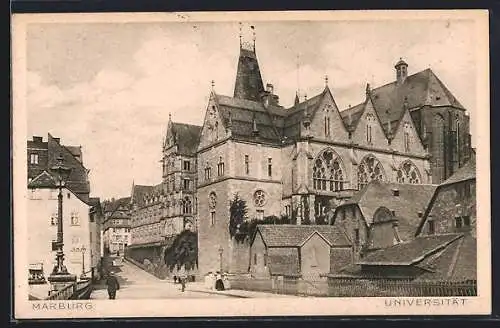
[128,29,473,277]
[102,197,132,255]
[27,134,100,282]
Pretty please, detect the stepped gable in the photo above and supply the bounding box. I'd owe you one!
[340,68,466,136]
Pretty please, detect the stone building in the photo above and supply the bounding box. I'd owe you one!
[27,134,101,282]
[130,28,473,277]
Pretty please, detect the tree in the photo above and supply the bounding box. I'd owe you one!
[234,214,291,244]
[164,230,198,271]
[229,193,248,239]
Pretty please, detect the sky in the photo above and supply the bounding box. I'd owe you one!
[26,19,478,199]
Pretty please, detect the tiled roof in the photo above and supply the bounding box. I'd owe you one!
[170,123,202,155]
[357,233,463,265]
[337,181,437,240]
[28,171,57,189]
[415,233,476,282]
[339,69,465,135]
[131,184,154,207]
[256,224,351,248]
[103,197,130,214]
[267,247,300,276]
[440,154,476,187]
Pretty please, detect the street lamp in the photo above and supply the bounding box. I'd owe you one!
[47,154,76,291]
[80,246,87,280]
[218,247,223,273]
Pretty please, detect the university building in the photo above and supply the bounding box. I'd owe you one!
[129,31,473,277]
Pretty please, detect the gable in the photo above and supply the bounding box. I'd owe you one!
[390,109,427,156]
[308,88,349,142]
[198,93,227,150]
[351,96,389,149]
[28,171,57,189]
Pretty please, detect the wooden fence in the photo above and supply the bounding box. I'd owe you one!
[229,277,477,297]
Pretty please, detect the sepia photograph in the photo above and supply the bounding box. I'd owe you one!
[12,10,490,318]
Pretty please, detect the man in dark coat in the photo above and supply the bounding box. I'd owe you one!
[106,271,120,299]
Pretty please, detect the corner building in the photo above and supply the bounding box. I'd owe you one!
[169,35,472,276]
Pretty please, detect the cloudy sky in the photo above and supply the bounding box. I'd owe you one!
[26,18,478,199]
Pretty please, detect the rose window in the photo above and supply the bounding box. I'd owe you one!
[254,190,266,207]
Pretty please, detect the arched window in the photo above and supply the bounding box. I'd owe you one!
[357,155,385,190]
[182,196,192,214]
[366,114,375,144]
[312,149,344,192]
[397,161,421,184]
[403,122,411,152]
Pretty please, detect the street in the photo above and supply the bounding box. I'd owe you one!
[90,258,295,299]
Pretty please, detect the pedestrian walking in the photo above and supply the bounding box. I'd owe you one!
[106,271,120,300]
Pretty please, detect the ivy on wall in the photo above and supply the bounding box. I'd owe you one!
[164,230,198,271]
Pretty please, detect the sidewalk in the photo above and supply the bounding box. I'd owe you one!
[187,282,297,298]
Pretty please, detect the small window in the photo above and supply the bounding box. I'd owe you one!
[463,215,471,227]
[183,178,190,190]
[455,217,463,229]
[267,158,272,177]
[30,153,39,164]
[67,193,71,199]
[70,212,80,226]
[256,210,264,221]
[183,160,191,171]
[428,220,435,235]
[245,155,250,175]
[217,157,225,176]
[253,253,257,265]
[205,167,212,180]
[210,211,216,226]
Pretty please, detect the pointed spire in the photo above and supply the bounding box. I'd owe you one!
[294,91,300,106]
[211,80,215,92]
[366,83,371,96]
[168,112,172,122]
[325,75,329,87]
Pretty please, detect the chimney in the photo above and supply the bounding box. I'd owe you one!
[390,210,396,216]
[266,83,274,94]
[391,188,400,197]
[53,137,61,144]
[33,136,43,143]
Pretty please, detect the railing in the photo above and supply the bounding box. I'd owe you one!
[229,277,477,297]
[45,280,93,300]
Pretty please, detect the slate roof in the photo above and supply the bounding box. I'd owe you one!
[267,247,300,276]
[103,197,131,214]
[255,224,351,248]
[336,181,437,240]
[339,68,465,135]
[170,122,202,155]
[131,184,156,208]
[415,233,476,282]
[27,134,90,198]
[357,233,463,265]
[440,153,476,187]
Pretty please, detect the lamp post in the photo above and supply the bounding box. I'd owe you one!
[218,247,223,273]
[47,155,76,291]
[80,246,87,280]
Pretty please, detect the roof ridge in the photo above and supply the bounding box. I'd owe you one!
[446,236,465,279]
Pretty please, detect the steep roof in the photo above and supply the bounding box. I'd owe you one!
[339,68,465,135]
[440,153,476,187]
[170,122,202,155]
[255,224,351,248]
[357,233,463,265]
[336,181,437,240]
[233,46,265,101]
[131,184,154,208]
[415,233,476,282]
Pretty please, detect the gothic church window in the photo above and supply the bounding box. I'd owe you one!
[182,197,192,214]
[357,155,385,190]
[313,149,344,192]
[396,161,421,184]
[30,153,39,164]
[366,114,375,144]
